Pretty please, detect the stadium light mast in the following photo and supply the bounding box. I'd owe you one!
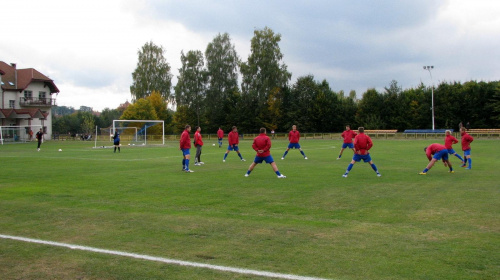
[423,66,435,130]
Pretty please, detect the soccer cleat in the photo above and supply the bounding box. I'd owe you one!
[336,157,341,160]
[277,174,286,178]
[461,163,466,167]
[281,157,284,160]
[419,172,427,175]
[223,160,225,162]
[37,148,40,151]
[244,174,249,177]
[377,173,382,177]
[465,167,471,170]
[342,174,348,178]
[449,170,455,173]
[241,159,246,162]
[185,169,194,173]
[199,162,204,165]
[194,163,200,166]
[304,157,308,160]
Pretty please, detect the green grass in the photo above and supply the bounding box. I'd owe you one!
[0,138,498,280]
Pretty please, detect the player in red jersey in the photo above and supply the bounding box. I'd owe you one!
[419,143,453,175]
[281,125,308,160]
[460,127,474,169]
[180,125,194,172]
[217,127,224,148]
[194,126,204,166]
[223,126,245,162]
[245,128,286,178]
[444,130,464,164]
[342,127,381,177]
[337,125,357,159]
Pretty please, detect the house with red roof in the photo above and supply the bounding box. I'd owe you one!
[0,61,59,142]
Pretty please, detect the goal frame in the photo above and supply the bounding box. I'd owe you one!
[112,120,165,145]
[0,125,44,145]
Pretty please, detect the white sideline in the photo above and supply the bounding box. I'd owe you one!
[0,234,331,280]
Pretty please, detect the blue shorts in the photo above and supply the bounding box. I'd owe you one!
[352,153,372,162]
[288,143,301,149]
[464,149,471,156]
[114,141,120,145]
[181,148,190,156]
[433,149,449,160]
[254,155,274,164]
[342,143,354,149]
[227,145,239,151]
[447,148,457,154]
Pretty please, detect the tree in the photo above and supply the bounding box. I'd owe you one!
[240,27,291,129]
[174,50,207,127]
[130,41,173,102]
[80,112,95,135]
[205,33,240,131]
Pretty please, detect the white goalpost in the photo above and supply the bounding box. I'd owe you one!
[0,125,44,145]
[112,120,165,145]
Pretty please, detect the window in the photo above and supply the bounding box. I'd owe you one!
[24,90,33,99]
[9,100,15,108]
[39,91,46,99]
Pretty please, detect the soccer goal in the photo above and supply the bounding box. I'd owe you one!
[112,120,165,146]
[0,125,44,145]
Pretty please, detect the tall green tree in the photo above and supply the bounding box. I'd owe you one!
[174,50,207,127]
[240,27,291,129]
[130,41,173,102]
[205,33,240,131]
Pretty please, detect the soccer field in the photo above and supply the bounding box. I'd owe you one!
[0,139,498,280]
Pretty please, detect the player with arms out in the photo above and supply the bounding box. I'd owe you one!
[217,127,224,148]
[245,128,286,178]
[419,143,454,175]
[223,126,245,162]
[281,125,307,160]
[180,125,194,173]
[337,125,357,160]
[342,127,381,177]
[444,130,464,164]
[460,127,474,169]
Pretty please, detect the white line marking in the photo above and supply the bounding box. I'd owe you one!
[0,234,332,280]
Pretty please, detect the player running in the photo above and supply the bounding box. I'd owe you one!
[460,127,474,169]
[342,127,381,177]
[281,125,307,160]
[419,143,454,175]
[245,128,286,178]
[180,125,194,173]
[444,130,464,164]
[337,125,357,160]
[223,126,245,162]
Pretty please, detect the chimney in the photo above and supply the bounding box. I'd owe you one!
[10,63,16,69]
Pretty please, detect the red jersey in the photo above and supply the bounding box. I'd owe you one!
[341,129,357,144]
[288,130,300,143]
[228,131,239,146]
[444,134,459,150]
[217,129,224,138]
[426,143,447,160]
[180,129,191,149]
[354,133,373,155]
[194,131,203,146]
[461,132,474,151]
[252,133,271,157]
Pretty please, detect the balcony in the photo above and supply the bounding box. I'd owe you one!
[19,97,56,107]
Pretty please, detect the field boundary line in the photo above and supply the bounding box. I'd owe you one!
[0,234,332,280]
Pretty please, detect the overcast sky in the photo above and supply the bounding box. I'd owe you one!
[2,0,499,111]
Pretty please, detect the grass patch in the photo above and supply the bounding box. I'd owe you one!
[0,138,499,279]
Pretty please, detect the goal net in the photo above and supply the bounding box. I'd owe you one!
[93,120,164,148]
[0,125,44,145]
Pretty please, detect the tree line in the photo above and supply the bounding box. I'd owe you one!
[53,27,500,135]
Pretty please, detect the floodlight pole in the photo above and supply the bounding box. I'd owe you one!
[423,66,435,131]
